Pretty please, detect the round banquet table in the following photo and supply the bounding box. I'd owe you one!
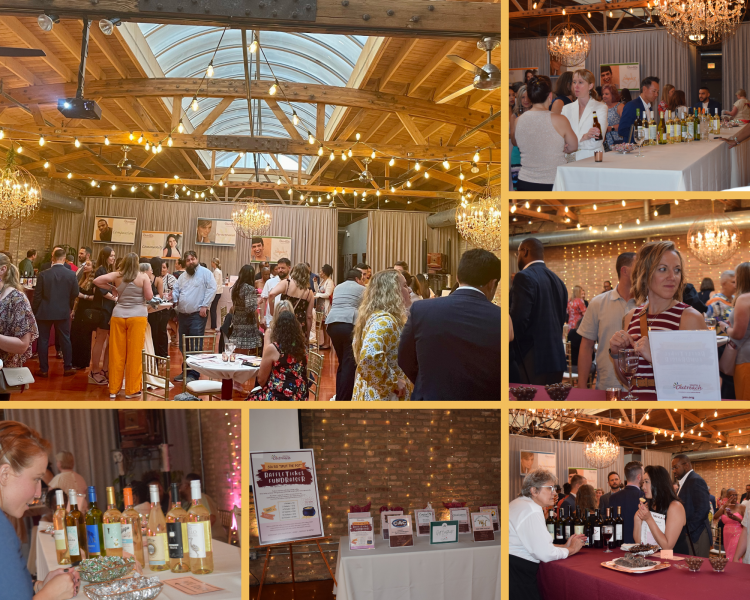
[537,546,750,600]
[186,353,259,400]
[36,526,241,599]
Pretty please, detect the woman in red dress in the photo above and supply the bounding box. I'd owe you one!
[608,241,705,399]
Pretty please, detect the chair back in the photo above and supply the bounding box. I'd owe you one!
[218,508,234,528]
[220,305,228,325]
[181,334,219,391]
[142,350,170,400]
[307,351,324,401]
[233,505,242,546]
[563,341,577,385]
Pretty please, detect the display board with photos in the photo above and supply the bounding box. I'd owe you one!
[599,62,640,92]
[520,450,556,476]
[93,215,137,244]
[249,236,293,264]
[568,467,598,490]
[250,449,325,546]
[141,231,184,260]
[195,217,237,247]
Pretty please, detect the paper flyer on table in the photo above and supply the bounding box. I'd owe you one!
[450,507,470,533]
[349,517,374,550]
[414,509,435,536]
[162,577,224,595]
[250,449,324,545]
[649,330,721,400]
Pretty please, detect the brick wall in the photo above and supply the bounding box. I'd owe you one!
[250,409,501,585]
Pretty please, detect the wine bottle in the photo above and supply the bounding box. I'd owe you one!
[121,487,145,567]
[648,111,657,145]
[554,507,564,543]
[53,490,71,565]
[592,114,603,142]
[187,480,214,575]
[573,508,586,546]
[604,507,614,549]
[592,508,603,548]
[615,506,624,545]
[66,489,86,563]
[102,486,123,557]
[634,108,642,143]
[668,111,676,144]
[658,111,667,144]
[146,484,170,572]
[546,508,555,539]
[694,109,701,141]
[563,507,573,542]
[85,486,104,558]
[166,482,190,573]
[714,107,720,134]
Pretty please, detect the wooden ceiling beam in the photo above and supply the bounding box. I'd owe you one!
[89,27,130,78]
[265,99,304,141]
[192,98,234,137]
[509,0,649,18]
[49,21,107,80]
[396,112,428,145]
[316,103,326,143]
[0,57,41,86]
[562,414,708,442]
[408,40,461,96]
[434,48,485,100]
[361,112,391,143]
[3,17,74,81]
[379,39,419,91]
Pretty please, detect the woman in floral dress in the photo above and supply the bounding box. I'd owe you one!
[352,270,412,401]
[229,264,263,354]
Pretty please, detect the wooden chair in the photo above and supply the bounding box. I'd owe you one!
[142,350,170,401]
[220,305,228,324]
[181,334,222,399]
[218,509,237,545]
[563,341,578,386]
[233,505,241,547]
[307,351,324,401]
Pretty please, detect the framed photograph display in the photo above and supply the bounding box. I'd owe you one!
[414,509,435,536]
[141,231,183,260]
[195,218,236,247]
[93,216,137,244]
[388,515,414,548]
[520,450,556,476]
[430,521,459,545]
[249,236,292,263]
[449,507,470,533]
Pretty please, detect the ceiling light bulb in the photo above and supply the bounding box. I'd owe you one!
[191,98,199,111]
[292,113,299,126]
[156,143,162,153]
[17,145,22,154]
[347,149,352,157]
[91,180,97,187]
[371,151,376,159]
[249,40,258,53]
[389,157,395,167]
[129,132,134,140]
[148,185,153,191]
[206,64,214,77]
[209,188,214,194]
[182,186,186,191]
[588,11,591,16]
[318,146,323,156]
[406,180,412,187]
[104,135,110,146]
[144,141,150,151]
[424,172,429,179]
[610,10,613,16]
[39,136,45,146]
[0,128,4,139]
[219,180,223,186]
[329,151,335,161]
[277,178,282,185]
[593,204,597,210]
[355,133,361,141]
[715,411,718,417]
[43,161,49,169]
[269,83,278,95]
[74,137,80,148]
[67,172,72,179]
[341,151,346,160]
[525,201,530,209]
[167,136,173,147]
[637,218,641,224]
[459,172,465,180]
[562,7,566,14]
[533,2,537,7]
[473,151,480,162]
[654,209,658,216]
[391,186,395,192]
[309,133,315,144]
[178,120,184,134]
[675,199,679,205]
[130,185,136,192]
[230,167,235,174]
[111,184,116,191]
[414,162,421,171]
[137,134,143,144]
[443,159,450,169]
[265,165,270,172]
[38,13,57,31]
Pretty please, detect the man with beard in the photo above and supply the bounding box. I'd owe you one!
[78,246,92,267]
[260,257,290,328]
[171,251,217,382]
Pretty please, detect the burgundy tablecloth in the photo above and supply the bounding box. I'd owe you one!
[538,547,750,600]
[510,383,606,401]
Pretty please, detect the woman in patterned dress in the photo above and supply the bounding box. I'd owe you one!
[0,253,38,370]
[352,270,413,401]
[601,84,624,147]
[229,264,262,354]
[608,241,705,399]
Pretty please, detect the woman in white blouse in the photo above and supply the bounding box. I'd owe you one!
[561,69,608,160]
[314,264,335,349]
[209,258,223,330]
[509,469,585,600]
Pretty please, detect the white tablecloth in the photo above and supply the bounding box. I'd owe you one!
[36,528,241,599]
[333,535,500,600]
[186,353,259,384]
[553,128,750,191]
[217,285,233,322]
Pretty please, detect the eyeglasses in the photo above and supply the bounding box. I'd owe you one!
[537,485,556,491]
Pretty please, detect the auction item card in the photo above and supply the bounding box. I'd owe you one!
[163,577,224,595]
[471,512,495,542]
[380,510,403,540]
[650,330,721,400]
[450,507,470,533]
[414,509,435,536]
[430,521,459,545]
[480,506,500,531]
[349,517,374,550]
[388,515,414,548]
[348,512,371,521]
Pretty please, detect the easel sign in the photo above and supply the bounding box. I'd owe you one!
[250,449,324,546]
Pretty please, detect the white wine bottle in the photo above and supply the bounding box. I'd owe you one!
[53,490,71,565]
[166,483,190,573]
[102,486,123,557]
[66,489,86,563]
[187,480,214,575]
[146,484,170,572]
[648,110,657,145]
[121,487,145,567]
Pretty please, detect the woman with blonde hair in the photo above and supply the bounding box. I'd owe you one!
[726,89,750,120]
[609,241,705,399]
[94,252,153,399]
[719,262,750,398]
[561,69,608,160]
[269,262,314,338]
[352,270,412,401]
[657,83,675,115]
[0,420,80,599]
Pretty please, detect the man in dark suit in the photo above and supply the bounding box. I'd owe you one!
[32,247,78,377]
[510,237,567,385]
[672,454,712,557]
[560,474,586,515]
[39,246,72,272]
[608,461,645,544]
[398,249,500,400]
[599,471,622,512]
[617,76,661,143]
[692,87,722,115]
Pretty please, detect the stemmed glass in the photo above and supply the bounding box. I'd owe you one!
[705,317,717,332]
[619,349,639,400]
[603,527,613,553]
[226,342,237,362]
[634,129,646,157]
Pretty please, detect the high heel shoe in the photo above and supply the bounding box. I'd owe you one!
[88,372,107,385]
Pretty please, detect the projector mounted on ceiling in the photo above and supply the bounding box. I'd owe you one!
[57,18,102,120]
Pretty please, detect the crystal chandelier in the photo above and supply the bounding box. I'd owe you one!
[0,149,41,229]
[456,181,501,252]
[650,0,745,44]
[688,212,741,265]
[231,197,272,239]
[584,430,620,469]
[547,22,590,67]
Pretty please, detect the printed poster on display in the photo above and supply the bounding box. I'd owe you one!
[430,521,459,545]
[249,236,293,263]
[250,449,325,546]
[480,506,500,531]
[520,450,556,476]
[380,510,403,540]
[414,509,435,536]
[599,63,640,92]
[449,507,470,533]
[509,68,537,85]
[568,467,598,490]
[93,215,137,244]
[650,330,722,400]
[195,217,236,246]
[388,515,414,548]
[471,512,495,542]
[348,517,374,550]
[141,231,184,260]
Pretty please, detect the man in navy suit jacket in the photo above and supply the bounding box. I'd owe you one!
[560,474,586,516]
[692,87,722,115]
[398,248,500,400]
[672,454,712,557]
[617,76,661,143]
[608,461,645,544]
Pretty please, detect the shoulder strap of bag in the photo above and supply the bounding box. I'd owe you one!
[638,302,650,338]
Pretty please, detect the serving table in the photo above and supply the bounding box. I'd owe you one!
[537,547,750,600]
[186,353,259,400]
[553,128,750,191]
[333,534,501,600]
[36,528,241,599]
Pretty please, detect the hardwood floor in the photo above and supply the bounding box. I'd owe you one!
[250,580,335,600]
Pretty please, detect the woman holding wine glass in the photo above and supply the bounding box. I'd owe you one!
[633,465,686,550]
[609,241,706,400]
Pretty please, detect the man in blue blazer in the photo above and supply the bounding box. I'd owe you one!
[617,76,661,143]
[560,474,586,515]
[672,454,712,557]
[692,87,722,115]
[398,248,500,400]
[608,461,645,544]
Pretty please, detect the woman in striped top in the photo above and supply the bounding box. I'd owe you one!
[608,241,705,399]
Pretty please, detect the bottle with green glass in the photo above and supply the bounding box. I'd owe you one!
[694,108,701,141]
[85,486,104,558]
[658,111,667,145]
[66,489,86,563]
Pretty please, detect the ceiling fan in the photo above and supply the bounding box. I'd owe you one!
[101,146,157,174]
[342,158,380,184]
[0,47,46,58]
[438,36,501,105]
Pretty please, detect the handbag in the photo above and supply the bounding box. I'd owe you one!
[80,308,104,328]
[0,367,35,394]
[719,339,739,376]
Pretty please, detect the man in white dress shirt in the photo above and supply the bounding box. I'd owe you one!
[260,258,290,327]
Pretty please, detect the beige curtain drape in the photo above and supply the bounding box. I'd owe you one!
[4,409,118,498]
[641,449,674,472]
[723,23,750,116]
[52,198,338,276]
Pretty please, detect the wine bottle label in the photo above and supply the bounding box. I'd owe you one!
[604,526,613,536]
[555,529,563,540]
[649,125,656,139]
[565,525,571,538]
[86,525,102,554]
[547,523,554,538]
[66,526,80,556]
[616,524,623,539]
[168,522,185,558]
[593,527,601,541]
[574,525,584,536]
[147,533,168,565]
[187,521,212,558]
[122,524,135,555]
[54,528,67,551]
[103,523,123,550]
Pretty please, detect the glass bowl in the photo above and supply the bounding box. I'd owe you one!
[709,555,728,573]
[684,556,704,572]
[78,556,136,583]
[510,386,537,401]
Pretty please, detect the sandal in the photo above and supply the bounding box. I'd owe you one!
[88,372,107,385]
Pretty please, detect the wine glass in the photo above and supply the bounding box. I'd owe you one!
[705,316,717,332]
[603,528,613,553]
[634,129,646,157]
[619,349,639,400]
